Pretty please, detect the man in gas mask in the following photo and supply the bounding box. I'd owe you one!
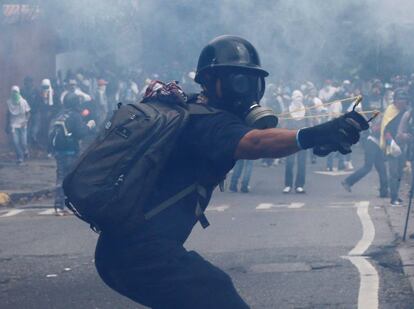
[95,35,369,309]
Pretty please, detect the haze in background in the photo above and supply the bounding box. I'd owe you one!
[30,0,414,81]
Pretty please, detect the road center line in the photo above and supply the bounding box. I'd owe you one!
[349,201,375,256]
[0,209,24,218]
[344,256,379,309]
[343,201,379,309]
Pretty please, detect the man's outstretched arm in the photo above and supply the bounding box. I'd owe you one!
[235,128,299,160]
[235,110,370,160]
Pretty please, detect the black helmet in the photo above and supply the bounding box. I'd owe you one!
[195,35,269,84]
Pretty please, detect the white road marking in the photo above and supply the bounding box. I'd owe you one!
[256,202,304,210]
[256,203,275,210]
[349,201,375,256]
[288,202,305,209]
[314,170,353,176]
[207,205,229,212]
[344,256,379,309]
[343,201,379,309]
[38,208,56,215]
[0,209,24,218]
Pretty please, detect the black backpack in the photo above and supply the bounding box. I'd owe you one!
[48,112,74,152]
[63,97,218,234]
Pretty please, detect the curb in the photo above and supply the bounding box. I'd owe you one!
[398,246,414,293]
[383,203,414,293]
[0,187,56,207]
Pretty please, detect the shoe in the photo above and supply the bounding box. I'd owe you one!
[295,187,306,194]
[341,181,352,193]
[391,199,403,207]
[397,198,403,203]
[283,186,291,194]
[326,167,333,172]
[344,161,354,171]
[229,184,238,193]
[241,186,250,193]
[55,208,65,216]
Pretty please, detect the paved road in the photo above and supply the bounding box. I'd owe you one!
[1,154,414,308]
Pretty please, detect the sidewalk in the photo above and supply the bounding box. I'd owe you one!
[0,158,56,206]
[384,178,414,293]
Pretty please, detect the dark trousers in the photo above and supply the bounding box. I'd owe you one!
[344,140,388,195]
[95,233,249,309]
[231,160,253,189]
[327,152,345,170]
[388,154,405,201]
[285,150,306,187]
[54,153,77,210]
[29,112,42,147]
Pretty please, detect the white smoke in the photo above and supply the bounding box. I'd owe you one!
[38,0,414,81]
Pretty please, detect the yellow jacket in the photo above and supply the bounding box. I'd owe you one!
[380,104,400,151]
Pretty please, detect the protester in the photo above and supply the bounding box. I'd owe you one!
[318,79,337,102]
[120,78,139,105]
[91,36,368,308]
[304,85,326,164]
[20,76,42,148]
[342,115,389,197]
[380,88,409,206]
[95,79,109,126]
[229,160,254,193]
[326,90,345,171]
[49,93,96,215]
[60,79,92,105]
[283,90,308,193]
[5,86,31,164]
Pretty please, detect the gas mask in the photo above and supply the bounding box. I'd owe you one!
[219,72,278,129]
[11,92,20,103]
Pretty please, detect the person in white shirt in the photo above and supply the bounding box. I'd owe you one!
[60,79,92,105]
[283,90,308,194]
[318,80,337,102]
[5,86,31,164]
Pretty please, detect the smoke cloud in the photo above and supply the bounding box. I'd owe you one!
[34,0,414,82]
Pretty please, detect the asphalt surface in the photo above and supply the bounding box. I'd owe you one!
[1,152,414,308]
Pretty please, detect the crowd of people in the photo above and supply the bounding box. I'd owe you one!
[4,68,414,209]
[228,75,414,207]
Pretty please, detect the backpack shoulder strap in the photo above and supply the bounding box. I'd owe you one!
[188,103,221,116]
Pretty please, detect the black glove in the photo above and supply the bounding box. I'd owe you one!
[297,111,369,157]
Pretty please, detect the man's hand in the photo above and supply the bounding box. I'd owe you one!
[297,111,369,157]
